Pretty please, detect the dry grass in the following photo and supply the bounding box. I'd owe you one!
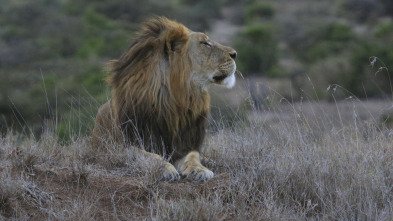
[1,98,393,220]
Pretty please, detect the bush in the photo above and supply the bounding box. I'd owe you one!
[339,0,384,23]
[289,22,355,63]
[245,2,274,23]
[348,43,393,97]
[298,39,393,99]
[375,21,393,38]
[234,24,278,76]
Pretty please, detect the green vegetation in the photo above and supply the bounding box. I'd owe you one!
[1,0,393,134]
[302,23,354,63]
[245,2,274,23]
[269,0,393,100]
[234,24,279,76]
[0,0,223,134]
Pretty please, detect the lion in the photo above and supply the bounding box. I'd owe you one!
[91,17,237,182]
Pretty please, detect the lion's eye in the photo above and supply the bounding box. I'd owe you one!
[201,41,212,48]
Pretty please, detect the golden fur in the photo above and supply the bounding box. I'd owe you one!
[91,17,237,182]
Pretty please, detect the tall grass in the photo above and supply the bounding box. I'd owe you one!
[1,84,393,220]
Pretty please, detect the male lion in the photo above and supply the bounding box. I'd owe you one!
[91,17,237,182]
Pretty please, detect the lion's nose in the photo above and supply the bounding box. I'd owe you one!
[229,51,237,60]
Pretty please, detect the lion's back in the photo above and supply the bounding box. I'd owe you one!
[90,100,122,149]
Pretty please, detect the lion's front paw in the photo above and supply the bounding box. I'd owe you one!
[162,162,180,182]
[180,161,214,182]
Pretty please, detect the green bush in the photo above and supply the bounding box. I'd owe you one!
[79,66,107,95]
[291,22,355,63]
[245,2,274,23]
[76,7,130,58]
[339,0,383,23]
[323,23,354,42]
[234,24,278,76]
[375,21,393,38]
[347,42,393,97]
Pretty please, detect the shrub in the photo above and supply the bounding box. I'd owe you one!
[375,21,393,38]
[293,22,355,63]
[348,43,393,97]
[234,24,278,76]
[339,0,384,23]
[245,2,274,23]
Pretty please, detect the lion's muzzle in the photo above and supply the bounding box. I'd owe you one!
[213,62,236,88]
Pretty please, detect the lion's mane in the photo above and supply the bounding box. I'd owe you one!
[103,17,210,160]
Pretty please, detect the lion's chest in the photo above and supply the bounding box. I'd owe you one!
[136,109,208,159]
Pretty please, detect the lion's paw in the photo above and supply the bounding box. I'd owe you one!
[162,162,180,182]
[180,161,214,182]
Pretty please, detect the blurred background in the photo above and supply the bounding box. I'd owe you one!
[1,0,392,138]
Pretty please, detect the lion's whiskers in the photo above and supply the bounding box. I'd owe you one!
[235,70,244,79]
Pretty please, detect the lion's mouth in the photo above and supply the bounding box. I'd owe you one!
[211,65,236,88]
[212,73,236,88]
[213,74,228,82]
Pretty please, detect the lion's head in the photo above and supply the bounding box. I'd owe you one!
[94,17,237,162]
[187,31,237,88]
[107,17,237,105]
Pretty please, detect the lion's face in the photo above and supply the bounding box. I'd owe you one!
[188,32,237,88]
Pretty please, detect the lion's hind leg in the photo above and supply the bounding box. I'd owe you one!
[175,151,214,182]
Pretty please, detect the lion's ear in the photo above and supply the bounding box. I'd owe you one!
[164,26,189,53]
